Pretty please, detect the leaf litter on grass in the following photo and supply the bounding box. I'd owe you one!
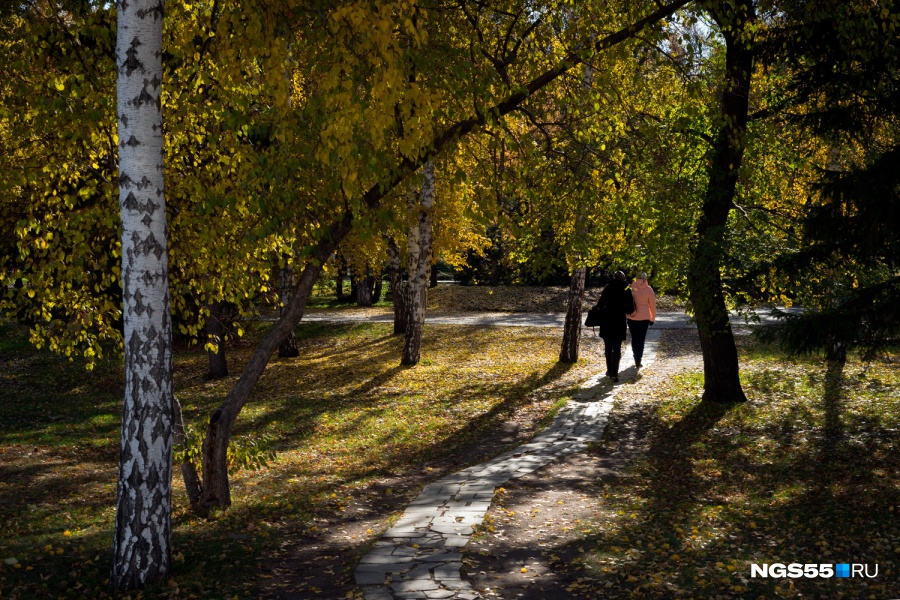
[557,337,899,599]
[0,320,603,598]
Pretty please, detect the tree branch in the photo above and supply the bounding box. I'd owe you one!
[361,0,693,212]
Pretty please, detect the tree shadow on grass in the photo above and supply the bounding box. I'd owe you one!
[820,355,846,467]
[0,458,114,517]
[629,399,735,545]
[295,331,398,362]
[0,320,589,598]
[531,354,900,599]
[247,357,578,472]
[517,402,732,594]
[233,362,408,444]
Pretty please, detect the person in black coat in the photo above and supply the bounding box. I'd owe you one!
[597,271,630,382]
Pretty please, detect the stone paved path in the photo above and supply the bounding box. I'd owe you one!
[354,330,661,600]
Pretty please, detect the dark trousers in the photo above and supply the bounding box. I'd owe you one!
[628,319,651,365]
[602,337,622,376]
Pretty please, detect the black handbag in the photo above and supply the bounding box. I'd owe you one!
[584,305,603,328]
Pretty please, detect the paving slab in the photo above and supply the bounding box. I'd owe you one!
[423,590,457,599]
[353,330,660,598]
[362,586,395,600]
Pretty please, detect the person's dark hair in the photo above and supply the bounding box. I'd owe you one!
[614,271,626,282]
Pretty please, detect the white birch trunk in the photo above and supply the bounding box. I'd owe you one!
[111,0,174,590]
[402,162,435,366]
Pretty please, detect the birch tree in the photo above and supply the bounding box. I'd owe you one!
[402,162,435,366]
[110,0,173,590]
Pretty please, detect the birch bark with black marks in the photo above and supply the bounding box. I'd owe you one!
[111,0,173,590]
[686,0,755,403]
[402,163,434,366]
[387,238,407,334]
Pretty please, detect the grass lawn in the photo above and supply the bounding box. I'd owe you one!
[570,336,899,599]
[0,319,594,598]
[304,279,394,310]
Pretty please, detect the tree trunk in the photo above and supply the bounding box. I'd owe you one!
[558,45,591,366]
[199,213,353,509]
[205,301,229,378]
[278,267,299,358]
[429,263,439,288]
[335,265,345,301]
[188,0,694,511]
[356,266,374,306]
[559,267,586,363]
[387,238,407,335]
[350,276,358,301]
[372,272,384,303]
[402,163,435,366]
[686,1,755,403]
[172,395,202,506]
[111,0,174,590]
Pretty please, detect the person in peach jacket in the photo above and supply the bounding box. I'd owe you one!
[627,272,657,369]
